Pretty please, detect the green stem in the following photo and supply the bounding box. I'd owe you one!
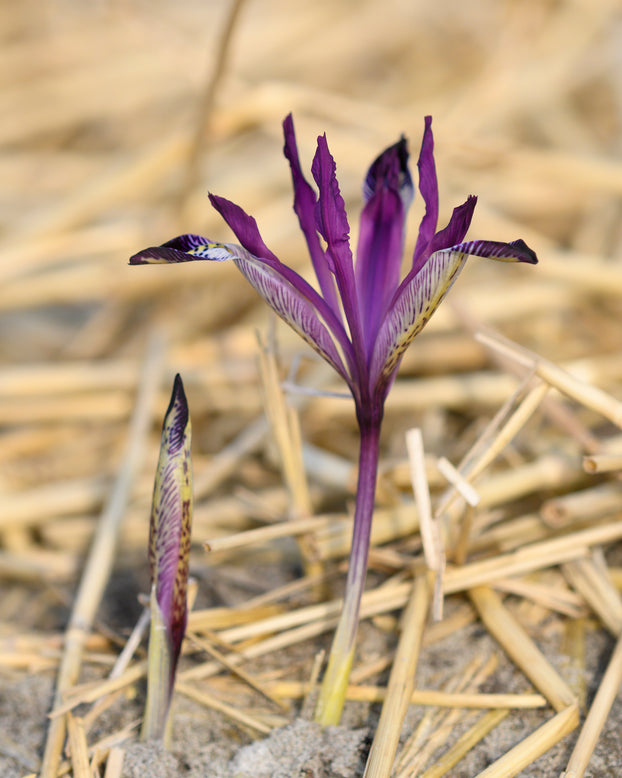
[315,420,381,725]
[141,586,173,743]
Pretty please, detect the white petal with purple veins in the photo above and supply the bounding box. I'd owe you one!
[370,247,469,388]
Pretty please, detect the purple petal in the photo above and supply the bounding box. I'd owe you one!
[448,238,538,264]
[363,136,413,210]
[370,236,537,391]
[426,195,477,257]
[150,374,193,666]
[131,233,357,380]
[311,135,365,367]
[130,235,234,265]
[412,116,439,263]
[232,249,352,383]
[208,190,357,371]
[405,196,477,283]
[209,194,281,262]
[355,186,405,350]
[282,114,340,315]
[356,138,414,349]
[311,135,353,264]
[369,246,474,392]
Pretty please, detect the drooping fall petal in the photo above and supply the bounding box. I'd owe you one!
[232,252,351,381]
[131,239,353,384]
[207,194,358,375]
[130,235,233,264]
[369,238,538,392]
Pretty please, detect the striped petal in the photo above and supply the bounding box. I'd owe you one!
[131,237,354,384]
[370,238,538,391]
[130,235,233,264]
[232,250,351,383]
[149,373,193,668]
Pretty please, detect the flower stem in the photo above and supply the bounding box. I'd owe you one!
[315,420,381,725]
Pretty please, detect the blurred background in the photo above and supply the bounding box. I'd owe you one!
[2,0,622,636]
[3,1,622,774]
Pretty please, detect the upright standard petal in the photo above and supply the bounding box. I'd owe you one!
[209,193,281,262]
[369,238,538,392]
[363,137,413,209]
[412,116,439,263]
[311,135,366,369]
[356,186,405,349]
[131,237,354,384]
[356,139,413,350]
[425,195,477,259]
[406,196,477,282]
[283,114,340,316]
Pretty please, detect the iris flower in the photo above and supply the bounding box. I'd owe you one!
[130,115,537,725]
[142,374,193,743]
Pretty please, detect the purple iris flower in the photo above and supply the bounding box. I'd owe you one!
[130,115,537,724]
[143,373,193,742]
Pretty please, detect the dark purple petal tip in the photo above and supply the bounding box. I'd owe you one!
[506,238,538,264]
[363,136,413,205]
[166,374,189,454]
[451,237,538,264]
[129,235,233,265]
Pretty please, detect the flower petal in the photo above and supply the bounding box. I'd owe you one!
[150,374,193,665]
[131,233,356,381]
[356,138,413,349]
[405,195,477,283]
[282,114,340,315]
[370,237,538,391]
[207,192,357,363]
[130,235,233,265]
[209,193,281,262]
[311,135,353,269]
[311,135,365,368]
[412,116,439,263]
[370,247,469,390]
[426,195,477,258]
[448,238,538,264]
[363,136,413,209]
[356,187,405,349]
[232,248,352,383]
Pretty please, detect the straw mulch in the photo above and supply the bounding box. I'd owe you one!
[3,1,622,776]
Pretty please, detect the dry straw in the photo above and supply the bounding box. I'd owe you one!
[4,1,622,775]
